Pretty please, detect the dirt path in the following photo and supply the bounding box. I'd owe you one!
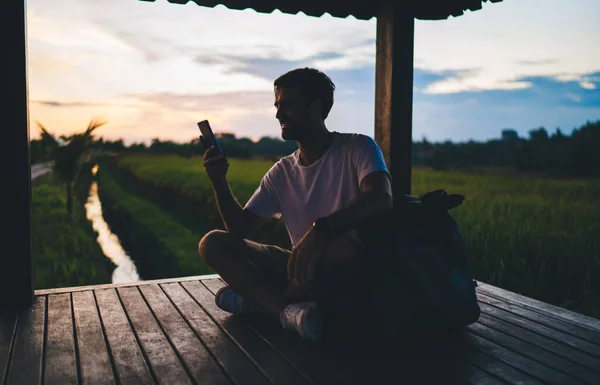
[31,162,52,180]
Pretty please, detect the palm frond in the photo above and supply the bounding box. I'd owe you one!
[84,118,107,137]
[37,121,59,147]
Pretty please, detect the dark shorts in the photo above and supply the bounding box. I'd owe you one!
[251,239,370,315]
[256,243,291,290]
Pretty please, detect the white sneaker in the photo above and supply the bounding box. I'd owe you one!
[279,301,323,341]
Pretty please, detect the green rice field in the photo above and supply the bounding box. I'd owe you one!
[102,154,600,317]
[31,174,112,289]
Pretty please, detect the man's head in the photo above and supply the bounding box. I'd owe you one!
[273,68,335,141]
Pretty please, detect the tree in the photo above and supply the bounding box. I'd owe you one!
[37,119,106,215]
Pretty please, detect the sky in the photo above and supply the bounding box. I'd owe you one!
[27,0,600,144]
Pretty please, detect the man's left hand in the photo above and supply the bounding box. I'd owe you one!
[288,226,328,286]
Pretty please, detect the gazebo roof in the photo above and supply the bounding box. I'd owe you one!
[139,0,503,20]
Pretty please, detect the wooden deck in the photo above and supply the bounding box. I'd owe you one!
[1,275,599,385]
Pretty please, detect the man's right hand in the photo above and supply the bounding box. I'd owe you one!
[200,136,228,183]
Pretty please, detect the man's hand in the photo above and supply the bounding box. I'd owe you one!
[200,136,228,183]
[287,226,328,286]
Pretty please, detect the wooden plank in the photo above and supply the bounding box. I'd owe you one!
[182,280,311,385]
[0,0,34,309]
[478,293,600,348]
[479,297,600,357]
[6,296,45,385]
[138,284,231,385]
[161,282,270,385]
[477,282,600,333]
[45,293,78,385]
[203,278,355,385]
[208,278,494,385]
[95,289,154,385]
[478,307,600,372]
[36,274,220,296]
[465,332,583,384]
[375,0,414,196]
[72,291,116,385]
[467,348,543,385]
[468,322,597,383]
[466,366,507,385]
[117,286,193,385]
[0,310,18,383]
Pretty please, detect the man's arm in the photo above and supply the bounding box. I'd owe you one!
[201,140,266,238]
[289,170,392,284]
[324,170,393,232]
[212,178,266,237]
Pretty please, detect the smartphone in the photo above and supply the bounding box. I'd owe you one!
[197,120,223,155]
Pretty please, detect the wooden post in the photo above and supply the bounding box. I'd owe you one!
[1,0,33,308]
[375,1,414,197]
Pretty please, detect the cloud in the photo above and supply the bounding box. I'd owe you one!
[517,59,559,66]
[410,70,600,141]
[125,91,279,140]
[32,100,87,107]
[194,47,371,83]
[420,68,535,94]
[131,91,273,112]
[30,100,141,108]
[579,81,596,90]
[416,71,600,107]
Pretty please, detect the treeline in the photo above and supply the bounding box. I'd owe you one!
[413,120,600,177]
[31,120,600,177]
[99,134,297,160]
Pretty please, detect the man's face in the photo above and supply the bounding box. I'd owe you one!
[274,87,317,141]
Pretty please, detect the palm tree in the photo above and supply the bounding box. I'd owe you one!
[37,119,106,215]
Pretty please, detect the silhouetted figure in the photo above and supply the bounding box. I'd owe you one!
[198,67,392,341]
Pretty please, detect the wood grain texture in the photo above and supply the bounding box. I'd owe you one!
[72,290,115,385]
[468,347,542,384]
[479,297,600,357]
[478,293,600,353]
[6,296,45,385]
[139,283,231,385]
[36,274,220,296]
[4,276,600,385]
[202,278,353,385]
[95,289,154,385]
[117,286,193,385]
[477,282,600,332]
[44,293,77,385]
[161,282,270,385]
[182,280,310,385]
[375,1,414,196]
[477,308,600,372]
[0,310,18,383]
[468,322,594,383]
[465,332,582,384]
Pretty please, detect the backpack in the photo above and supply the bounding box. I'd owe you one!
[357,189,480,338]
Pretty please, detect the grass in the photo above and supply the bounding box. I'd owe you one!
[96,162,214,280]
[105,153,600,317]
[31,173,112,289]
[116,153,272,203]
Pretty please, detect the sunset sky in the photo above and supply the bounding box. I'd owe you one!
[27,0,600,145]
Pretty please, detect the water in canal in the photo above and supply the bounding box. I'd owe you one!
[85,165,140,283]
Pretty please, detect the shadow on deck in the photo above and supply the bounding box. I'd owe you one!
[1,275,599,384]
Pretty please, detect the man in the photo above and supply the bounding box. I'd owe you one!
[198,68,393,341]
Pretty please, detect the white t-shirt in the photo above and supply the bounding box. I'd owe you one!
[244,132,390,246]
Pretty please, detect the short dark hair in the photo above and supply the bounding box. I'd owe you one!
[274,68,335,119]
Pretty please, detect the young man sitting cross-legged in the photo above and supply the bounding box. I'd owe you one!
[198,68,393,341]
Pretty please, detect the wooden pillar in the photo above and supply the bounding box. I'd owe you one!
[375,1,414,197]
[1,0,33,308]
